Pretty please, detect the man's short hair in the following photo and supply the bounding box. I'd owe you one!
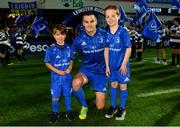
[82,12,96,21]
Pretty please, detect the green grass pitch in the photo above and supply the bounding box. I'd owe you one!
[0,48,180,126]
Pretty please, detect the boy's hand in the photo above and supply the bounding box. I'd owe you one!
[106,67,110,77]
[120,64,127,75]
[58,70,66,75]
[65,68,71,74]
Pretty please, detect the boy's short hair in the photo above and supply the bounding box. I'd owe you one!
[52,24,67,35]
[104,5,120,16]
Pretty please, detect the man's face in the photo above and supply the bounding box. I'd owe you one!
[82,15,97,34]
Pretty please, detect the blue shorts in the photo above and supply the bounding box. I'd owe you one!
[109,70,130,84]
[51,76,72,98]
[80,68,108,93]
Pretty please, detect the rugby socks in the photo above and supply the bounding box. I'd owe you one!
[137,52,142,61]
[73,88,87,107]
[64,96,71,112]
[172,54,175,65]
[163,59,166,62]
[110,87,118,108]
[157,58,160,61]
[52,100,59,113]
[120,89,128,109]
[177,54,179,65]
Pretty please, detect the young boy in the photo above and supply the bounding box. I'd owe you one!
[169,17,180,67]
[44,24,74,124]
[104,5,131,120]
[155,25,167,65]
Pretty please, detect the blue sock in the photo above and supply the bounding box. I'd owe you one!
[73,88,87,107]
[64,96,71,112]
[52,100,59,113]
[120,89,128,109]
[110,87,118,108]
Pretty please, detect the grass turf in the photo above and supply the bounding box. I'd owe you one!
[0,48,179,126]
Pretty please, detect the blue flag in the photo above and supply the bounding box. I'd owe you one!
[133,0,148,25]
[32,16,48,38]
[15,14,32,24]
[119,5,133,22]
[172,0,180,8]
[141,12,162,42]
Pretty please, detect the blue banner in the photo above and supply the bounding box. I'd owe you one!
[141,12,162,42]
[15,14,32,24]
[172,0,180,8]
[8,2,37,10]
[133,0,148,25]
[32,17,49,38]
[119,5,133,22]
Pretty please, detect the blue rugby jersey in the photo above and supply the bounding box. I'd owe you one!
[105,26,131,71]
[72,28,106,74]
[44,43,73,82]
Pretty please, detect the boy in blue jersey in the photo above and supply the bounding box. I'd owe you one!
[44,24,74,124]
[72,12,108,120]
[104,5,131,120]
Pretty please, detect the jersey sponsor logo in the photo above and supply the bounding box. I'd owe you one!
[81,41,87,46]
[82,48,104,54]
[124,77,130,82]
[109,48,121,52]
[54,62,70,67]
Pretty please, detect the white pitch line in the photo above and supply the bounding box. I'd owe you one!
[137,88,180,97]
